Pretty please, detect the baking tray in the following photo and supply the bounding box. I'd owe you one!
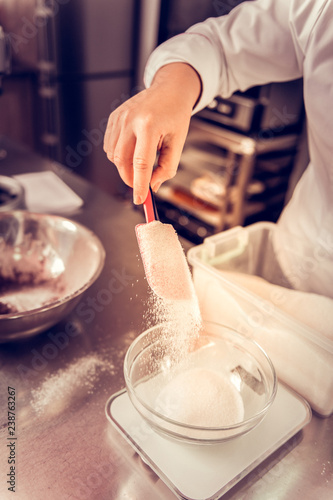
[105,382,311,500]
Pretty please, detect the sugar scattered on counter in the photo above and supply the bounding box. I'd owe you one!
[31,354,109,415]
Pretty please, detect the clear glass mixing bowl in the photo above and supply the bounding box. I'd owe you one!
[124,321,277,444]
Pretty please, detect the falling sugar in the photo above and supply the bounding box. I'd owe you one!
[137,219,203,367]
[137,221,245,429]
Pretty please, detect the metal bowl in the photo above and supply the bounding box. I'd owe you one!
[124,321,277,444]
[0,211,105,342]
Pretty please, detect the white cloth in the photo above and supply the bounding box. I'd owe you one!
[14,171,83,214]
[144,0,333,298]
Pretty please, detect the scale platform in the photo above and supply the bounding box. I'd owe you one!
[105,383,311,500]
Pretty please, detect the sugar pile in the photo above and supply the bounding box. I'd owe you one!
[155,368,244,427]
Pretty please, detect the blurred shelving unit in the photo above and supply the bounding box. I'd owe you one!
[156,118,301,244]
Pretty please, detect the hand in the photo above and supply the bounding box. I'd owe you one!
[103,63,201,204]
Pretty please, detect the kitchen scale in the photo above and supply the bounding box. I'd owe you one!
[105,382,311,500]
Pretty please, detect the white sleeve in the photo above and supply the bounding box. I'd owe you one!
[144,0,322,113]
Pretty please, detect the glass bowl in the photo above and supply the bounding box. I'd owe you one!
[124,321,277,444]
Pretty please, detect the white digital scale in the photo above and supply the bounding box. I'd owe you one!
[105,382,311,500]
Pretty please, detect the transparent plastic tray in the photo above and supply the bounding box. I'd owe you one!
[187,222,333,416]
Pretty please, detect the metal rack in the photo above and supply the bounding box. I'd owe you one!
[156,118,300,243]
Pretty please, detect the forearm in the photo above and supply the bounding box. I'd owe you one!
[144,33,221,114]
[145,0,304,111]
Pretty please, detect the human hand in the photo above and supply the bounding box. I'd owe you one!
[103,63,201,204]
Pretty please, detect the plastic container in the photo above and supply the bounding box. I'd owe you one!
[187,222,333,417]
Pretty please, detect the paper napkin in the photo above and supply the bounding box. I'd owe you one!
[14,170,84,214]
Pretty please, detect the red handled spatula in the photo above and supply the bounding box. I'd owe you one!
[135,187,195,301]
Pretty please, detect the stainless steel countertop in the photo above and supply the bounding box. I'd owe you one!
[0,137,332,500]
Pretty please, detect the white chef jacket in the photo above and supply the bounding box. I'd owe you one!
[144,0,333,298]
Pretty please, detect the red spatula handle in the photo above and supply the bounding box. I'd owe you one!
[143,187,159,223]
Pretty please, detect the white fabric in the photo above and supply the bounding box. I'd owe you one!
[144,0,333,297]
[15,171,83,214]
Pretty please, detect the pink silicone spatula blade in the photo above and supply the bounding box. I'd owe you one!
[135,188,194,300]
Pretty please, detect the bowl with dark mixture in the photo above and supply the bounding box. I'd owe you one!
[0,211,105,342]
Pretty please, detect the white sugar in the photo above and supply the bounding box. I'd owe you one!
[138,220,203,363]
[155,368,244,427]
[136,221,196,301]
[31,354,108,415]
[135,221,249,428]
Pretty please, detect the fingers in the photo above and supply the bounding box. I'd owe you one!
[132,126,160,204]
[103,114,114,158]
[104,109,136,188]
[113,135,137,188]
[150,136,184,192]
[103,87,189,204]
[104,117,184,204]
[105,109,160,199]
[132,118,187,203]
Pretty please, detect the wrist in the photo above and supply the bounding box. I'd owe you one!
[151,63,202,110]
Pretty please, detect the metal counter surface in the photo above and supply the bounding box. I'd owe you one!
[0,137,332,500]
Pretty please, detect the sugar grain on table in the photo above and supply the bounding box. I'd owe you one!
[30,354,108,415]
